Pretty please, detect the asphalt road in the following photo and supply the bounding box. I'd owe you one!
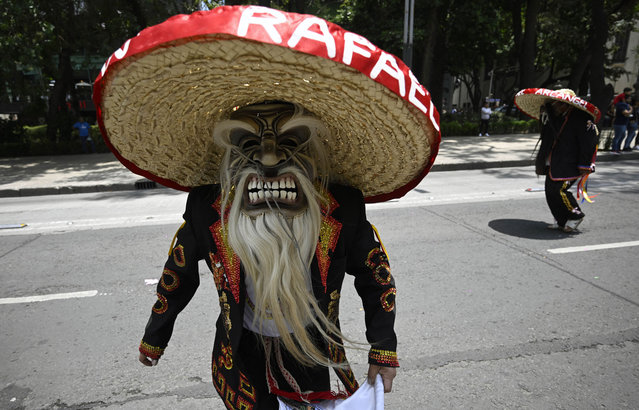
[1,163,638,409]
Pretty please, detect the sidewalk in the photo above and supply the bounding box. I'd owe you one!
[1,133,637,197]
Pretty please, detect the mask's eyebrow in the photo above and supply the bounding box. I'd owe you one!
[213,119,257,146]
[279,115,313,134]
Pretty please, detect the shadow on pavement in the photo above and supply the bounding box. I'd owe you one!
[0,153,125,186]
[488,219,571,240]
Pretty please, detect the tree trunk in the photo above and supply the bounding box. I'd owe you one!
[567,47,592,92]
[464,68,482,112]
[46,49,74,143]
[509,0,523,69]
[420,5,446,108]
[588,0,608,121]
[518,0,541,89]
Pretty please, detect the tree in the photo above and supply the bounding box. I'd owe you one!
[587,0,638,117]
[0,0,211,141]
[411,1,508,112]
[0,1,53,123]
[533,0,638,117]
[3,0,638,139]
[518,0,541,90]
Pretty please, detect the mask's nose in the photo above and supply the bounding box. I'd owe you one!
[254,132,285,170]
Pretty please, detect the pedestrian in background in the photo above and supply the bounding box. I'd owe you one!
[515,88,600,233]
[612,87,633,105]
[72,117,95,153]
[622,98,638,151]
[611,94,632,154]
[479,101,492,136]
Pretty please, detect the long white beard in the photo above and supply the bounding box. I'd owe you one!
[226,168,333,366]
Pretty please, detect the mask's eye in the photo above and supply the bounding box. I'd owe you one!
[230,129,260,151]
[278,126,310,149]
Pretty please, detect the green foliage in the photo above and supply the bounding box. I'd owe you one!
[440,115,538,137]
[2,0,639,139]
[330,0,405,56]
[0,124,109,157]
[0,119,25,142]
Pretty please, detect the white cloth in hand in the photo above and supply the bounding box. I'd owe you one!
[278,374,384,410]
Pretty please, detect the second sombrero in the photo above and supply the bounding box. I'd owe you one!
[514,88,601,122]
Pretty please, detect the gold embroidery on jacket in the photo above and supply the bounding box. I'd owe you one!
[210,219,241,304]
[380,288,396,312]
[327,290,340,323]
[160,268,180,292]
[152,293,168,314]
[315,190,341,292]
[172,244,186,267]
[219,291,232,340]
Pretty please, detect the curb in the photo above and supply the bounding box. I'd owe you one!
[431,159,534,172]
[0,180,167,198]
[0,154,637,198]
[431,151,639,172]
[0,183,137,198]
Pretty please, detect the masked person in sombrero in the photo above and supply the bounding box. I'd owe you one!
[94,6,440,409]
[515,88,601,233]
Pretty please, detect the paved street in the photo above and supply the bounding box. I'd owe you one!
[1,162,638,409]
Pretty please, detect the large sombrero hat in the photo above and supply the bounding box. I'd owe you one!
[514,88,601,122]
[93,5,440,203]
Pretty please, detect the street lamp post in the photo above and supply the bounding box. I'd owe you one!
[403,0,415,68]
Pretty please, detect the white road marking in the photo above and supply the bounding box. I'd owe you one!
[0,290,98,305]
[548,240,639,254]
[0,214,182,236]
[368,190,545,210]
[0,224,27,229]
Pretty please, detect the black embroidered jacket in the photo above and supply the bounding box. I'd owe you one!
[139,183,398,408]
[535,107,599,180]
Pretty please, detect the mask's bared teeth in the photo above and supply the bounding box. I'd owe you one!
[244,174,301,206]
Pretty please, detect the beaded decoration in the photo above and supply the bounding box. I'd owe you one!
[369,348,399,367]
[209,219,241,303]
[315,190,341,292]
[209,251,230,293]
[236,396,254,410]
[316,216,341,292]
[328,342,358,394]
[160,268,180,292]
[172,244,186,267]
[211,363,256,409]
[218,342,234,370]
[380,288,396,312]
[225,386,236,409]
[152,293,168,314]
[239,371,256,402]
[219,291,232,340]
[366,248,392,285]
[211,360,225,396]
[327,290,340,323]
[139,340,164,359]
